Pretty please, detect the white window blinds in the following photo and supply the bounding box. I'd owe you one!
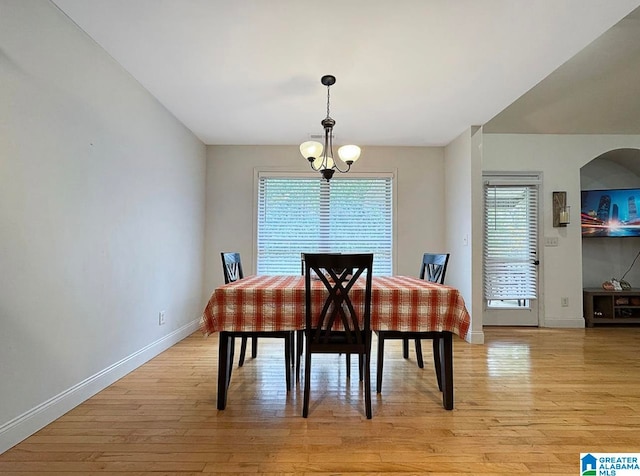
[257,174,393,276]
[483,181,539,300]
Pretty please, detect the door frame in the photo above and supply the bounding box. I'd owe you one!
[482,172,542,326]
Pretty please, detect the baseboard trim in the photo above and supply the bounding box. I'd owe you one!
[465,329,485,344]
[0,319,200,454]
[542,317,586,328]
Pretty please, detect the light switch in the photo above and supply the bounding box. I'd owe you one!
[544,237,559,247]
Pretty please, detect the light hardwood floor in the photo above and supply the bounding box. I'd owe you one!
[1,327,640,475]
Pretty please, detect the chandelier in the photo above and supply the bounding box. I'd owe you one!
[299,75,361,181]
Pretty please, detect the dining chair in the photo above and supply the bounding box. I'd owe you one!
[302,253,374,419]
[221,252,293,389]
[298,252,355,381]
[376,252,450,393]
[295,253,307,381]
[221,252,253,366]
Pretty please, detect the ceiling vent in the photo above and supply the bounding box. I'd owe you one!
[309,133,334,140]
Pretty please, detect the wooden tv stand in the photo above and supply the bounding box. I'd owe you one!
[583,288,640,327]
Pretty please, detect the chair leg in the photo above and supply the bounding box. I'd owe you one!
[251,337,258,359]
[296,330,303,382]
[433,338,443,391]
[376,332,385,393]
[402,338,409,359]
[346,354,351,379]
[360,349,372,420]
[284,334,291,392]
[302,346,312,418]
[415,339,424,369]
[238,336,248,367]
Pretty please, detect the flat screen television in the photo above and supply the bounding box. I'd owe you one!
[581,188,640,237]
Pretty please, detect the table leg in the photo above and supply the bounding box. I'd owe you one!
[376,332,385,393]
[217,332,235,410]
[415,339,424,368]
[284,333,291,392]
[438,331,454,410]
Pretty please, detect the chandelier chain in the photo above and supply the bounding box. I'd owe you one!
[326,85,331,119]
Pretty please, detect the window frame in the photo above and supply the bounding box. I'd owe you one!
[252,169,396,276]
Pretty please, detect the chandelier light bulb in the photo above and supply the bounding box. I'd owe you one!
[313,156,334,170]
[337,145,361,164]
[300,141,323,160]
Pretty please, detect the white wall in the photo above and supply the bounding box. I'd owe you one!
[483,134,640,327]
[444,128,484,344]
[204,145,445,296]
[0,1,206,452]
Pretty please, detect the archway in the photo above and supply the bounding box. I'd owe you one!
[580,148,640,289]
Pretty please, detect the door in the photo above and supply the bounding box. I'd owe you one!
[483,173,540,326]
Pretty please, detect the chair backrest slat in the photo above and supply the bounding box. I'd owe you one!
[221,252,244,284]
[419,253,450,284]
[304,253,373,347]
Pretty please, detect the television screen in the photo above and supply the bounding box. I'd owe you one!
[581,188,640,237]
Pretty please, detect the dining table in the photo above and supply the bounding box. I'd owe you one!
[201,274,471,411]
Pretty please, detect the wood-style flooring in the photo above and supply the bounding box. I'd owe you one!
[1,326,640,474]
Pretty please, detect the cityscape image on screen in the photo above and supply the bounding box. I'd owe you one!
[581,188,640,237]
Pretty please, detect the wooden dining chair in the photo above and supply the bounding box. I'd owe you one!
[302,253,374,419]
[295,253,306,381]
[298,252,355,381]
[376,252,450,393]
[221,252,254,366]
[221,253,293,389]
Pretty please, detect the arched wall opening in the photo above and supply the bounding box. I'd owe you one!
[581,148,640,288]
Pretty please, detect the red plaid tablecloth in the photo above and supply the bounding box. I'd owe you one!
[200,275,470,339]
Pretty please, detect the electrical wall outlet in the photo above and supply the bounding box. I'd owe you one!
[159,311,166,326]
[561,297,569,307]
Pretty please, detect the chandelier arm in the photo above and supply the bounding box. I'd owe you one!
[332,160,352,173]
[327,123,350,173]
[325,122,349,173]
[327,125,334,170]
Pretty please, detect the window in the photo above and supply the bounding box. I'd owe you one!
[483,178,539,305]
[256,173,393,275]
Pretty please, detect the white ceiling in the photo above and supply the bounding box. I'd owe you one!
[485,5,640,135]
[51,0,640,147]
